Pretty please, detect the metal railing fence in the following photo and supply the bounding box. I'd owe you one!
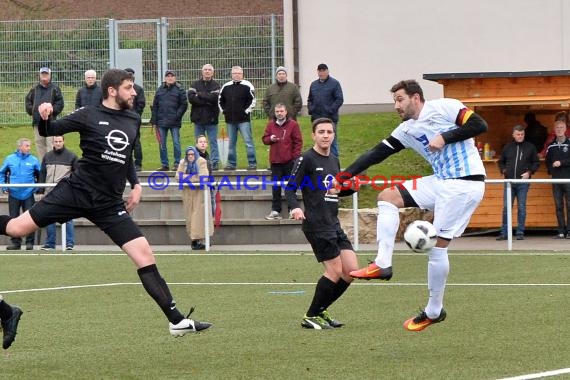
[0,15,283,125]
[1,177,567,252]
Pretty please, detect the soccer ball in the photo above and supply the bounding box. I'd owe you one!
[404,220,437,253]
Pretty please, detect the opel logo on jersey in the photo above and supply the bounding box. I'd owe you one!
[105,130,130,151]
[322,174,335,190]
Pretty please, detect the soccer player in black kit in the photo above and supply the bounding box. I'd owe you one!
[288,118,358,329]
[0,69,212,339]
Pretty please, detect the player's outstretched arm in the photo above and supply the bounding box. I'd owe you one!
[344,136,405,178]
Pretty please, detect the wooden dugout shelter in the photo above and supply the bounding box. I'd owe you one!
[424,70,570,229]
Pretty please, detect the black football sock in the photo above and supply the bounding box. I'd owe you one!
[0,298,13,320]
[137,264,184,324]
[0,215,13,236]
[306,276,336,317]
[320,278,350,312]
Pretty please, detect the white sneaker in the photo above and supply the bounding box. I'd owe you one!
[168,308,212,337]
[265,211,282,220]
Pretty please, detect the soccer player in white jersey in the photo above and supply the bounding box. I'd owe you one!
[340,79,487,331]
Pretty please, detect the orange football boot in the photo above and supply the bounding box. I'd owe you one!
[403,309,446,332]
[349,262,393,280]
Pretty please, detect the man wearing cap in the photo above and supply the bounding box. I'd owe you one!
[25,67,64,161]
[187,64,221,170]
[263,66,302,120]
[307,63,344,157]
[75,69,102,109]
[125,68,146,171]
[150,70,187,171]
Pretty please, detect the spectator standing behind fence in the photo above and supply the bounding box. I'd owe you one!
[263,66,302,120]
[545,119,570,239]
[124,68,146,171]
[496,125,539,241]
[307,63,344,158]
[151,70,187,171]
[188,64,221,171]
[75,70,102,109]
[219,66,257,170]
[540,111,570,157]
[25,67,64,161]
[0,138,40,250]
[37,136,78,251]
[262,103,303,220]
[176,146,213,250]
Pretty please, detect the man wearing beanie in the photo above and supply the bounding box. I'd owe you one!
[263,66,302,120]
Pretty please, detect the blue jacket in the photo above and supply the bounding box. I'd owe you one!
[307,76,344,123]
[150,82,188,128]
[0,150,41,200]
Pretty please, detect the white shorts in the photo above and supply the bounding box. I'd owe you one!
[403,175,485,240]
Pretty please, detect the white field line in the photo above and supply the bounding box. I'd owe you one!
[0,252,570,257]
[3,281,570,294]
[497,367,570,380]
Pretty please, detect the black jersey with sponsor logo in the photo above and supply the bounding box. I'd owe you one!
[288,148,343,232]
[38,105,140,200]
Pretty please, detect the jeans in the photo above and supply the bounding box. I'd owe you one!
[8,195,35,246]
[194,123,219,166]
[227,122,257,167]
[157,126,181,168]
[45,221,75,248]
[552,183,570,235]
[500,183,529,236]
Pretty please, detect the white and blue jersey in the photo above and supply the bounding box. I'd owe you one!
[392,98,485,179]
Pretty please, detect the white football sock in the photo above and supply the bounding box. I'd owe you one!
[425,246,449,319]
[374,201,400,268]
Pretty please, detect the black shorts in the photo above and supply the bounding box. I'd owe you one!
[304,229,354,262]
[29,179,143,247]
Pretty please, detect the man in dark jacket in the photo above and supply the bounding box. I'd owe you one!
[150,70,187,171]
[219,66,257,170]
[38,135,78,250]
[545,120,570,239]
[307,63,344,157]
[124,68,146,171]
[496,125,539,240]
[261,103,303,220]
[75,70,102,109]
[25,67,64,161]
[188,64,221,170]
[263,66,302,120]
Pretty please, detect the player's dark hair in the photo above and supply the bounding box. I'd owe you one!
[390,79,425,102]
[311,117,334,133]
[101,69,134,99]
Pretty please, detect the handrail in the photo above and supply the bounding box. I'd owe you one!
[5,178,570,252]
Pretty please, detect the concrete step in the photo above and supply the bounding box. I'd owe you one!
[129,193,302,220]
[0,217,306,247]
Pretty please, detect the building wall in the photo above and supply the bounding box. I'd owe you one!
[285,0,570,109]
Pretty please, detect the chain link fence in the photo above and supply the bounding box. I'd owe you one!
[0,15,283,125]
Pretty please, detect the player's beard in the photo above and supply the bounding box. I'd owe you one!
[116,95,134,110]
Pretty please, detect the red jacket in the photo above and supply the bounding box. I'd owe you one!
[261,118,303,164]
